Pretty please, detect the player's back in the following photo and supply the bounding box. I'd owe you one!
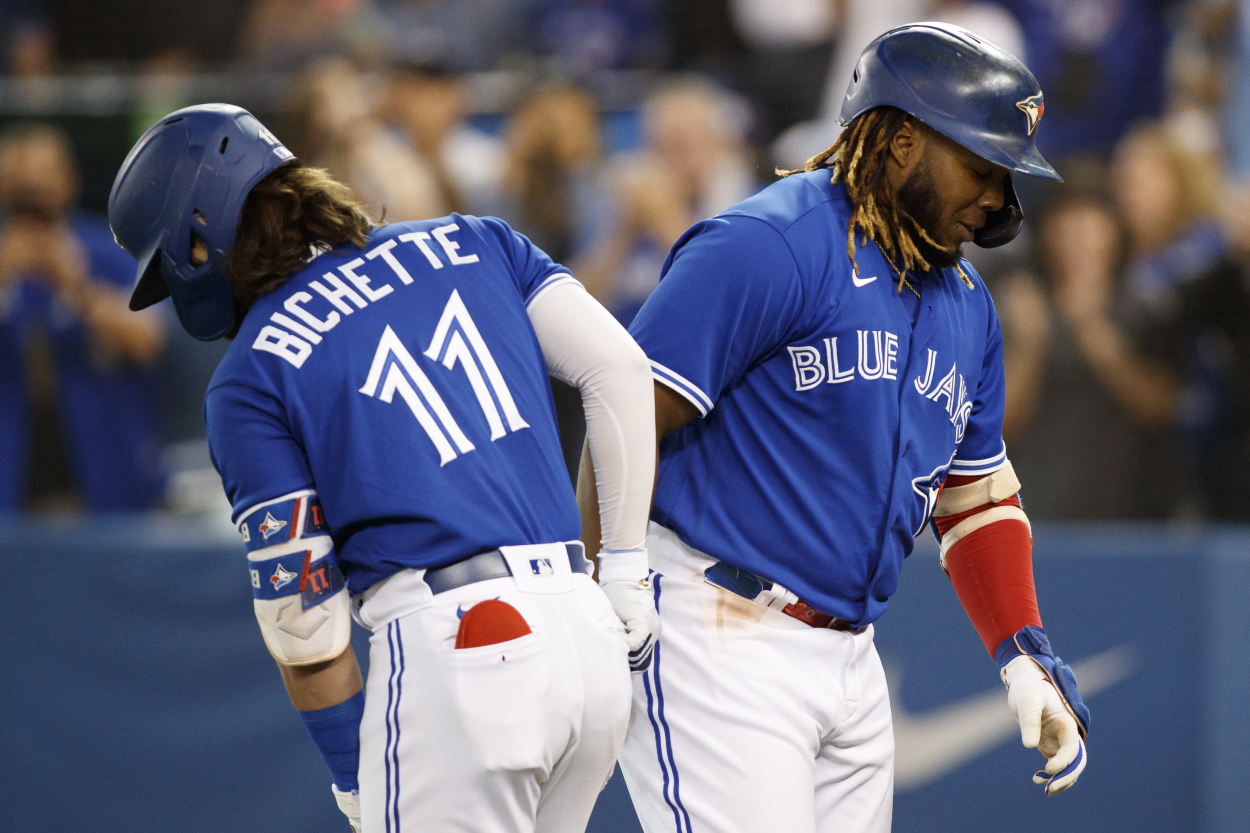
[206,215,580,592]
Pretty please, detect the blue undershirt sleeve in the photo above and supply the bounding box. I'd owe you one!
[299,690,365,791]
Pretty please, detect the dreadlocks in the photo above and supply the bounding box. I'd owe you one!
[779,107,974,291]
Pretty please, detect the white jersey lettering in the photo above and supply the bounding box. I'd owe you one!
[360,325,474,466]
[425,289,528,435]
[824,337,854,384]
[788,345,825,390]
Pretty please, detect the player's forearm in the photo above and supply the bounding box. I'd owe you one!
[934,465,1042,656]
[576,438,602,575]
[278,646,366,793]
[277,644,363,712]
[529,282,656,552]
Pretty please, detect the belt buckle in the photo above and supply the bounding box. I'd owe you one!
[703,561,770,600]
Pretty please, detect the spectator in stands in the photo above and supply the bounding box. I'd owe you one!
[0,124,166,512]
[575,79,756,325]
[2,0,53,77]
[381,57,504,217]
[1113,122,1225,312]
[494,84,614,481]
[726,0,839,144]
[496,85,611,264]
[1004,168,1187,519]
[295,58,444,222]
[1162,182,1250,519]
[987,0,1180,160]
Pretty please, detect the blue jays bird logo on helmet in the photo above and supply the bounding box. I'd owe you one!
[1016,93,1044,136]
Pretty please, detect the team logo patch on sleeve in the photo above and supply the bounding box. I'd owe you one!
[270,562,299,591]
[258,511,288,540]
[238,492,330,553]
[250,549,346,606]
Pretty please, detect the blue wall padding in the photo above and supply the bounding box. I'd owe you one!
[3,518,1249,833]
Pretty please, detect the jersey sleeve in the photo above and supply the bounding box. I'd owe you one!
[949,287,1008,476]
[204,382,315,522]
[628,216,806,416]
[471,215,578,307]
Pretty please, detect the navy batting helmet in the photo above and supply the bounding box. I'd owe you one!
[839,22,1060,248]
[109,104,297,341]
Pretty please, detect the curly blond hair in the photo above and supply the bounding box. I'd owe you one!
[780,107,972,290]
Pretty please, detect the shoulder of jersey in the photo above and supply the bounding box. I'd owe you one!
[214,214,501,363]
[720,170,852,238]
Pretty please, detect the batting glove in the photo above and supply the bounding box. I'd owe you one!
[598,549,661,671]
[998,626,1090,796]
[332,784,361,833]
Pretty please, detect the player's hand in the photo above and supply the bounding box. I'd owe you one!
[597,549,661,671]
[998,626,1090,796]
[1003,655,1085,795]
[599,578,661,671]
[331,784,362,833]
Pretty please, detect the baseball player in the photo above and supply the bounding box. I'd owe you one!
[579,24,1090,833]
[108,104,660,833]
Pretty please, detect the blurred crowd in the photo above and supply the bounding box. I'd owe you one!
[2,0,1250,522]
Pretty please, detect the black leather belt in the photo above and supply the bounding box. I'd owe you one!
[703,561,865,632]
[425,543,589,595]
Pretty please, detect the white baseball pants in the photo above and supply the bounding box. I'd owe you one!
[619,525,894,833]
[354,546,632,833]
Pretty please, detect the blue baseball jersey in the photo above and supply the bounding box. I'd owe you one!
[205,215,581,592]
[630,172,1008,627]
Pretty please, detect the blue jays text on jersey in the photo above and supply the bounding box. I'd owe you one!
[205,215,582,593]
[629,171,1008,627]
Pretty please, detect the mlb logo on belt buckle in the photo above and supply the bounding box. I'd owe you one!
[500,544,573,594]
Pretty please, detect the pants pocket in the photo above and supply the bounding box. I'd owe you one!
[444,631,552,771]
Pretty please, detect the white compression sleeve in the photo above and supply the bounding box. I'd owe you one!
[527,281,655,553]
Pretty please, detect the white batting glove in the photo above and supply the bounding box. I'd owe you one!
[598,549,661,671]
[332,784,362,833]
[1002,655,1087,796]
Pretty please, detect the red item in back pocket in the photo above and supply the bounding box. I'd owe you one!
[455,599,532,649]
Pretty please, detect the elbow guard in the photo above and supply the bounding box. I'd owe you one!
[239,490,352,665]
[934,461,1041,656]
[934,461,1030,574]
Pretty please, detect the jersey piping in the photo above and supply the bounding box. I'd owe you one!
[650,360,715,417]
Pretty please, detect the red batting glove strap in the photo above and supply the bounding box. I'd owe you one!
[938,493,1042,657]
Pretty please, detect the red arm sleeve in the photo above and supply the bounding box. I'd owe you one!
[935,473,1042,656]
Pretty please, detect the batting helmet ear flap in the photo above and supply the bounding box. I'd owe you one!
[974,173,1024,249]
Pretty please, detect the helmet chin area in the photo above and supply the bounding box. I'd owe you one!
[973,174,1024,249]
[161,249,238,341]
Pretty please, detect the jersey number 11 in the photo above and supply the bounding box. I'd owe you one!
[358,290,530,465]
